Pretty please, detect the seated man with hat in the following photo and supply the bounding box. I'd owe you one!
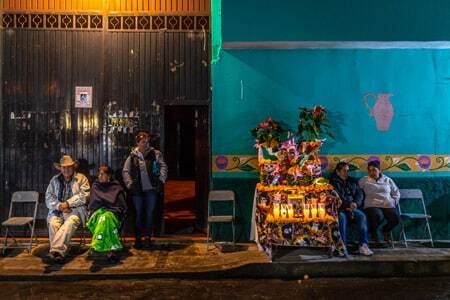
[45,155,90,262]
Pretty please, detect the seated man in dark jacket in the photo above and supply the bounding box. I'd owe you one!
[329,162,373,256]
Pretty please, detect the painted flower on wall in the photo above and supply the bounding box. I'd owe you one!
[417,155,431,170]
[215,155,229,170]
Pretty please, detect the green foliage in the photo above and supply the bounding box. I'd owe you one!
[297,105,334,141]
[250,118,291,147]
[396,163,411,171]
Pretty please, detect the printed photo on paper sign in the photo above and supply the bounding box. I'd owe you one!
[75,86,93,108]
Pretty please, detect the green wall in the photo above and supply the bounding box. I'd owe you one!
[212,49,450,155]
[222,0,450,42]
[210,0,450,241]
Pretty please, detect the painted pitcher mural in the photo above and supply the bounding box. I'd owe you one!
[363,93,394,131]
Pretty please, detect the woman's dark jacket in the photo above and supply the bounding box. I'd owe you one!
[122,147,168,195]
[329,173,364,210]
[88,180,127,219]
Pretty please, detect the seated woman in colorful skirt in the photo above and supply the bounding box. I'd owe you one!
[87,165,127,262]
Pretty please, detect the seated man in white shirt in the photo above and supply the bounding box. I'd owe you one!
[45,155,90,262]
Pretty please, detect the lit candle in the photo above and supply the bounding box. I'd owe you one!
[273,203,280,220]
[318,203,326,219]
[280,206,287,219]
[303,204,310,221]
[311,204,318,219]
[287,204,294,219]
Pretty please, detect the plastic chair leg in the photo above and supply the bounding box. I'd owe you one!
[28,223,35,254]
[2,228,9,255]
[206,222,211,249]
[232,222,235,244]
[426,221,434,247]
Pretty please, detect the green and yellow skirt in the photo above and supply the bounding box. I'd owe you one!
[87,208,123,252]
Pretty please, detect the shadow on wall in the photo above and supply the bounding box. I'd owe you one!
[323,111,348,150]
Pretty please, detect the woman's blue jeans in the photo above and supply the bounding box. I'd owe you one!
[132,190,157,240]
[338,209,369,245]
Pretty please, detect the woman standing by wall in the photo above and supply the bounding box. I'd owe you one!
[122,131,168,248]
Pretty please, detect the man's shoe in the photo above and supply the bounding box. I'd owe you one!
[359,243,374,256]
[134,239,143,249]
[52,252,65,263]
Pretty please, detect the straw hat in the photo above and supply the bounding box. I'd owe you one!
[54,155,78,170]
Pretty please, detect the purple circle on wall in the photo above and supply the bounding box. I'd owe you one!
[417,155,431,169]
[215,156,229,170]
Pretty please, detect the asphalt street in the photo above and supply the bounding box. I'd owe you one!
[0,277,449,299]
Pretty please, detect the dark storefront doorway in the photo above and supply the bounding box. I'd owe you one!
[163,105,209,235]
[0,9,211,236]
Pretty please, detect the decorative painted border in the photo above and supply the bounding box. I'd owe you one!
[107,15,209,31]
[0,13,209,32]
[0,0,210,14]
[1,13,103,30]
[212,154,450,173]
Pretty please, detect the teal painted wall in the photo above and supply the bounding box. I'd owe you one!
[212,49,450,155]
[222,0,450,42]
[210,0,450,241]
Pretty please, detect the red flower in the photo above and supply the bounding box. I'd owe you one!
[313,105,323,116]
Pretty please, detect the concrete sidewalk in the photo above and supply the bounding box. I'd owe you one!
[0,241,449,280]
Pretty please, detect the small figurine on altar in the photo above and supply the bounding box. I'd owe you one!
[306,162,322,177]
[259,193,269,206]
[286,165,303,186]
[260,162,280,185]
[278,137,299,163]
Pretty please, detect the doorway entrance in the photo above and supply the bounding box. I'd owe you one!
[163,105,209,235]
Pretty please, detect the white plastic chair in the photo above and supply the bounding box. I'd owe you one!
[2,191,39,254]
